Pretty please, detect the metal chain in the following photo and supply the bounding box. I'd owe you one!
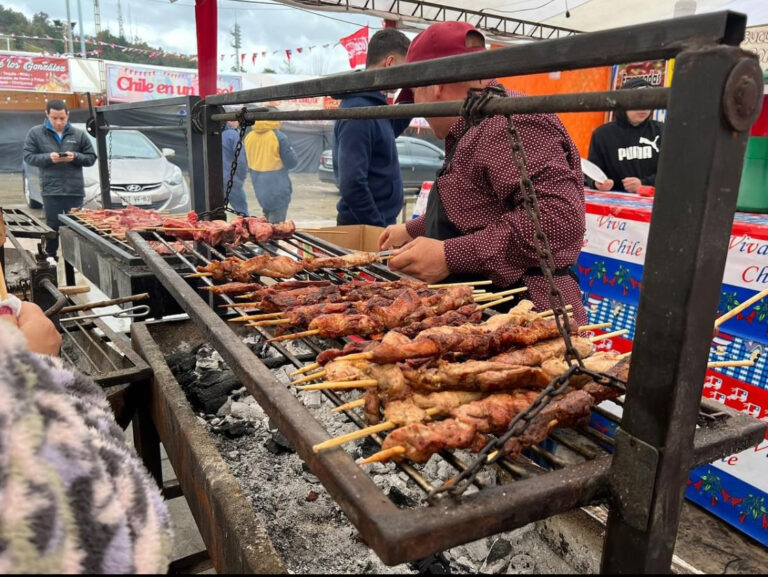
[427,86,627,500]
[222,106,250,216]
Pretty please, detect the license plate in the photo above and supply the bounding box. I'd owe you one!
[121,193,153,206]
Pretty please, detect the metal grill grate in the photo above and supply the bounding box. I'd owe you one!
[127,229,764,564]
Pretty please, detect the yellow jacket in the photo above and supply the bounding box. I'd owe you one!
[244,120,284,172]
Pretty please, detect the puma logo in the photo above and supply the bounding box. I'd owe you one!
[638,135,660,153]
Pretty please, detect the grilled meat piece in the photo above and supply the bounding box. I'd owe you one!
[304,251,380,271]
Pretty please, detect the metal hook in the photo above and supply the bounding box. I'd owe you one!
[60,304,151,323]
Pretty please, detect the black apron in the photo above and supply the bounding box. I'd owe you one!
[424,130,576,312]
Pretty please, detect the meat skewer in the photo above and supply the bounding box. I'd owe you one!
[358,355,629,465]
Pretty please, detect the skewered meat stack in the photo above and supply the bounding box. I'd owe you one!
[193,251,385,282]
[70,206,296,245]
[295,300,626,465]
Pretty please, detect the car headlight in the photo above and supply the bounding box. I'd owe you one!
[165,166,183,186]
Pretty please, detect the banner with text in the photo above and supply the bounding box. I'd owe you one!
[106,62,241,102]
[339,26,369,70]
[0,53,71,93]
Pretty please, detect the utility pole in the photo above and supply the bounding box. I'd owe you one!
[65,0,75,54]
[76,0,86,57]
[117,0,125,40]
[231,12,243,73]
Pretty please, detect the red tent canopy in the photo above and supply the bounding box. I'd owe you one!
[195,0,218,98]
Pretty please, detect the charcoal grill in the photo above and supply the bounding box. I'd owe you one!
[118,10,768,573]
[58,212,191,318]
[128,227,764,566]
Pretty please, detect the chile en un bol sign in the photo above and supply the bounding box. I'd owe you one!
[106,62,241,103]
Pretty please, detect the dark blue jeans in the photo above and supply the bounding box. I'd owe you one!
[43,195,83,257]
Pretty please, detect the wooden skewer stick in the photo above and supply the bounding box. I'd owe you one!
[291,371,328,385]
[589,329,629,343]
[296,379,379,392]
[145,227,207,232]
[267,329,321,343]
[0,261,8,301]
[477,293,520,311]
[427,280,493,289]
[313,408,441,453]
[579,322,612,331]
[538,304,574,317]
[333,352,374,363]
[229,312,280,322]
[473,286,528,302]
[220,302,261,309]
[290,362,320,377]
[714,287,768,328]
[707,359,755,369]
[296,229,348,234]
[618,351,632,359]
[186,272,213,278]
[247,318,292,327]
[359,445,406,465]
[330,398,366,412]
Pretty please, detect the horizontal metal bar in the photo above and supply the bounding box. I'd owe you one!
[211,88,669,123]
[206,11,744,106]
[100,124,185,132]
[96,96,193,113]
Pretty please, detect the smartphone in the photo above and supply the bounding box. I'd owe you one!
[57,152,65,157]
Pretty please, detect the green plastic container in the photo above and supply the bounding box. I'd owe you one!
[736,72,768,213]
[737,137,768,213]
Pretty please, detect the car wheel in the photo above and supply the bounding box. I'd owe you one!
[23,170,42,209]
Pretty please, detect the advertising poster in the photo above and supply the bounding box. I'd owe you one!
[106,62,241,102]
[0,53,71,92]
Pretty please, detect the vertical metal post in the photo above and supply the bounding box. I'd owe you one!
[202,103,225,219]
[76,0,87,58]
[185,96,207,214]
[601,46,763,573]
[94,108,112,209]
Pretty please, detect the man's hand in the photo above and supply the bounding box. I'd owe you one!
[49,151,74,164]
[622,177,642,193]
[379,224,413,251]
[0,301,61,356]
[387,237,449,284]
[595,179,614,191]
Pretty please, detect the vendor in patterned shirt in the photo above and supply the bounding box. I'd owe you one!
[379,21,587,325]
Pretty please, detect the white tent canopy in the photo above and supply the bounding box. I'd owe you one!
[282,0,767,40]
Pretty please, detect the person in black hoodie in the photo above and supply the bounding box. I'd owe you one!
[586,77,664,193]
[333,28,411,227]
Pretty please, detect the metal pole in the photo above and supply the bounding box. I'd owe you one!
[94,107,112,209]
[65,0,75,55]
[202,104,224,219]
[600,46,763,573]
[76,0,87,57]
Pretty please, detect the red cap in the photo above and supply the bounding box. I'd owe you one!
[406,21,486,64]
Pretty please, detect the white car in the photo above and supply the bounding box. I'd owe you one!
[23,123,190,212]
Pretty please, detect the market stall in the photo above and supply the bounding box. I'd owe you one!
[577,189,768,545]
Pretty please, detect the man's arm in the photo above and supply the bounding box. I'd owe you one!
[71,132,97,167]
[22,129,53,168]
[335,120,385,227]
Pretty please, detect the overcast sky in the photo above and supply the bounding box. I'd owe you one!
[2,0,391,75]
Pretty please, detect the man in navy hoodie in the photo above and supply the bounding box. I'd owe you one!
[333,28,411,227]
[585,77,664,193]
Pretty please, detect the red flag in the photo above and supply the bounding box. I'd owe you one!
[252,53,257,66]
[240,53,246,66]
[285,49,292,60]
[339,25,369,69]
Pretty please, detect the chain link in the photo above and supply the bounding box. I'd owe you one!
[427,86,627,500]
[221,107,250,217]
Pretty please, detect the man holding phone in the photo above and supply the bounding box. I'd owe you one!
[23,99,97,259]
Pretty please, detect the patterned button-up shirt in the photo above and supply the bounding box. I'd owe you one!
[405,82,587,324]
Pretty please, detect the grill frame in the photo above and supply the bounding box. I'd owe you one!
[128,230,765,565]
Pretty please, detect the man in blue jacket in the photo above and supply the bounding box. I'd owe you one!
[23,99,96,258]
[333,28,411,227]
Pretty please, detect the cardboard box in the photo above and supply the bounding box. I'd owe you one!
[301,225,385,252]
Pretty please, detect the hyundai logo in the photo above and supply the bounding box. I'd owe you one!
[126,184,143,192]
